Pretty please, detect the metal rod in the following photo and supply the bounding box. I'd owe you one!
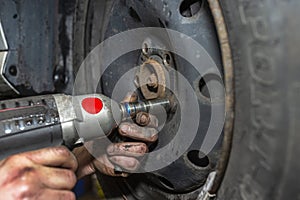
[120,98,170,119]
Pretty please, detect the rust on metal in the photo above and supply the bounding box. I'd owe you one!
[207,0,235,195]
[147,73,158,88]
[136,58,166,99]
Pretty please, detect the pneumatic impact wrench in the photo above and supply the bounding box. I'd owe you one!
[0,94,170,159]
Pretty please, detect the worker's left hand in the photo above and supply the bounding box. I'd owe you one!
[74,92,159,178]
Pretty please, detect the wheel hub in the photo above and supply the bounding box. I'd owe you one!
[84,0,233,197]
[136,57,166,99]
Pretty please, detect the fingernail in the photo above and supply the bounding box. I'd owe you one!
[140,144,148,153]
[120,125,129,133]
[140,114,148,124]
[127,159,138,168]
[136,112,150,126]
[107,145,114,154]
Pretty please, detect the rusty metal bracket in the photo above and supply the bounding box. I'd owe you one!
[136,57,166,99]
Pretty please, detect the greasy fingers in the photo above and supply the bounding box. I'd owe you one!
[92,154,128,177]
[39,166,77,190]
[107,142,148,157]
[82,92,159,177]
[109,156,139,171]
[73,146,96,179]
[0,147,77,200]
[119,122,158,142]
[25,146,78,171]
[76,162,95,180]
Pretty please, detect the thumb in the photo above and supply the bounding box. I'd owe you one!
[73,146,95,179]
[25,146,78,171]
[76,163,96,179]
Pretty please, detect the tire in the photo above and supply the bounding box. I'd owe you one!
[216,0,300,199]
[73,0,300,199]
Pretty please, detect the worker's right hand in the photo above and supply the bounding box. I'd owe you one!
[75,92,159,178]
[0,146,78,200]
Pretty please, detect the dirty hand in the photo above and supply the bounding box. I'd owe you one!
[0,146,78,200]
[75,93,159,178]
